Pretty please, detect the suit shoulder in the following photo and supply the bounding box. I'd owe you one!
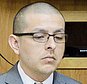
[0,73,7,84]
[54,71,81,84]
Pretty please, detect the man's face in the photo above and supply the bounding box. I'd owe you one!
[18,13,65,75]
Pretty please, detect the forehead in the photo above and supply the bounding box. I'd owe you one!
[24,13,65,33]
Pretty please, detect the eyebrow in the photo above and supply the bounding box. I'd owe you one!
[33,29,47,33]
[53,28,65,33]
[33,28,64,33]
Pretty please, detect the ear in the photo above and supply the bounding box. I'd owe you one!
[8,34,20,55]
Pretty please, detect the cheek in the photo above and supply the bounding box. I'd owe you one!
[19,39,44,59]
[55,44,65,59]
[29,44,45,60]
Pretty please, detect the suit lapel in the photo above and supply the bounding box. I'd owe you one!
[5,63,23,84]
[53,71,67,84]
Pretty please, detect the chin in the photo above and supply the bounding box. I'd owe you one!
[40,65,56,74]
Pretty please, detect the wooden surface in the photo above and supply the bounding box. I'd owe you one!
[0,0,87,84]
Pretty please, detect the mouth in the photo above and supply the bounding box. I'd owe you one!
[42,56,56,60]
[41,56,56,62]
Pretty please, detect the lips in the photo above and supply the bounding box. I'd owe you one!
[41,56,56,61]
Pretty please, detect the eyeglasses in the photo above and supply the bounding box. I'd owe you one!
[13,32,68,43]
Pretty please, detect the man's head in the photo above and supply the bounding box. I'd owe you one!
[13,2,65,34]
[9,2,66,81]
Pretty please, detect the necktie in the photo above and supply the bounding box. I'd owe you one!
[34,82,43,84]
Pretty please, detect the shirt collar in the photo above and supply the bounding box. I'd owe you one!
[18,62,53,84]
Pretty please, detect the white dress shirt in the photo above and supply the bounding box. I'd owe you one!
[18,62,53,84]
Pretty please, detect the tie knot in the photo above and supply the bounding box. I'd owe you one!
[34,82,43,84]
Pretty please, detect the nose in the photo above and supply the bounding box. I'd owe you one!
[45,36,56,51]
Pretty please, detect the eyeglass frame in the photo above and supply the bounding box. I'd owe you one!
[13,32,68,43]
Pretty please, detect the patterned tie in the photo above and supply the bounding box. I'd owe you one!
[34,82,43,84]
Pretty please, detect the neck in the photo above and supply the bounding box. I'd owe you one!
[20,62,52,82]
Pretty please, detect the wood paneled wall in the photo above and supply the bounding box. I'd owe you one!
[0,0,87,84]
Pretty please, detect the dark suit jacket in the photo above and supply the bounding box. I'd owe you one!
[0,63,81,84]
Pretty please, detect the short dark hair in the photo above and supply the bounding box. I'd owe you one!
[13,2,65,34]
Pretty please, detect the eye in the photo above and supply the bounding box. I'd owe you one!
[35,35,44,39]
[33,33,45,39]
[54,34,64,40]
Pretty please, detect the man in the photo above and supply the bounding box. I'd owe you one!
[0,2,81,84]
